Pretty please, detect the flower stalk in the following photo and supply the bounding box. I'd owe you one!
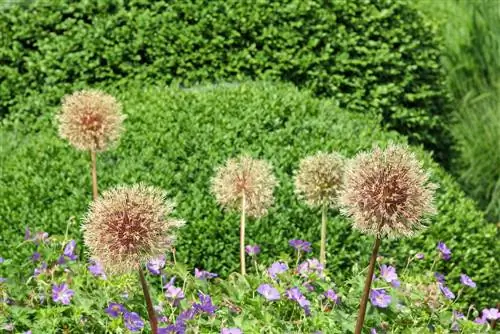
[240,193,246,275]
[90,150,98,200]
[354,235,382,334]
[138,267,158,334]
[319,201,327,265]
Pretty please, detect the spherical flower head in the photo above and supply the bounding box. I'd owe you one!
[294,151,345,208]
[57,90,125,151]
[339,144,437,238]
[82,184,185,275]
[211,155,277,218]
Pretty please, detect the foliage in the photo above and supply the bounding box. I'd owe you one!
[414,0,500,220]
[0,82,496,308]
[0,229,496,333]
[0,0,451,160]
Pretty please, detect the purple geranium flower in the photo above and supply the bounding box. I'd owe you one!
[460,274,476,288]
[324,289,340,304]
[194,268,218,280]
[31,252,41,262]
[194,292,217,315]
[289,239,312,252]
[123,311,144,332]
[105,302,125,318]
[245,245,260,256]
[297,258,324,278]
[164,277,185,306]
[34,262,47,276]
[63,240,77,261]
[286,287,311,315]
[370,329,377,334]
[52,283,74,305]
[483,308,500,320]
[0,257,3,263]
[0,278,6,284]
[453,310,465,320]
[380,265,398,283]
[257,284,280,301]
[415,253,425,260]
[159,324,186,334]
[221,328,242,334]
[88,260,107,279]
[437,241,451,260]
[434,272,446,283]
[438,283,455,300]
[267,261,288,279]
[369,289,391,308]
[147,256,166,275]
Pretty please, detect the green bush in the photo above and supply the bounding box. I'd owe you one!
[0,82,496,306]
[0,0,451,160]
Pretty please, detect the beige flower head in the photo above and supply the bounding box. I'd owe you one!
[82,184,185,275]
[211,155,277,218]
[339,144,437,238]
[57,90,125,151]
[294,151,345,208]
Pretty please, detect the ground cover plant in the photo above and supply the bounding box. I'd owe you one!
[0,0,451,160]
[0,82,497,311]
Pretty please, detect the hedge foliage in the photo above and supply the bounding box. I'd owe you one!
[0,0,451,161]
[0,82,496,306]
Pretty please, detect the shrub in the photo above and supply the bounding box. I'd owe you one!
[0,0,451,159]
[0,82,496,306]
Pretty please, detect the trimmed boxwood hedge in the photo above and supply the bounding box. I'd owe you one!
[0,0,451,161]
[0,82,496,306]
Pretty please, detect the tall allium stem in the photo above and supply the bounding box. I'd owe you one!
[240,193,247,275]
[90,150,98,200]
[320,201,327,265]
[138,267,158,334]
[354,235,381,334]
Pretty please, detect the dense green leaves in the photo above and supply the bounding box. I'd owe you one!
[0,0,451,159]
[0,82,496,306]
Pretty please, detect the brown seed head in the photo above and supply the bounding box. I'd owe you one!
[294,151,345,208]
[211,155,277,218]
[82,184,184,275]
[57,90,125,151]
[338,144,437,238]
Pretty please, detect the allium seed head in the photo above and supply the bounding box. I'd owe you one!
[211,155,277,217]
[82,184,185,274]
[57,90,125,151]
[294,151,345,208]
[339,144,437,238]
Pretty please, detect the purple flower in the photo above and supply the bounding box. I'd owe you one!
[63,240,77,261]
[286,287,311,315]
[324,289,340,304]
[451,322,460,332]
[257,284,280,301]
[289,239,312,252]
[474,315,487,324]
[0,278,6,284]
[194,268,218,280]
[438,283,455,300]
[0,257,4,264]
[434,272,446,283]
[453,310,465,320]
[52,283,74,305]
[177,307,198,324]
[221,328,242,334]
[267,261,288,279]
[415,253,425,260]
[437,241,451,260]
[297,258,324,278]
[369,289,391,308]
[124,311,144,332]
[303,282,315,292]
[391,279,401,288]
[245,245,260,256]
[380,265,398,283]
[194,292,217,315]
[164,277,185,305]
[88,260,107,279]
[105,302,125,317]
[34,262,47,276]
[460,274,476,288]
[370,329,377,334]
[147,256,166,275]
[57,255,66,265]
[160,325,186,334]
[482,308,500,320]
[31,252,41,262]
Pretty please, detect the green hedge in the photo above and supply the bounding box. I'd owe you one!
[0,0,451,161]
[0,82,496,306]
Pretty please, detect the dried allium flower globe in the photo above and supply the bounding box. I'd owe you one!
[82,184,185,274]
[295,151,345,208]
[339,144,437,238]
[211,155,277,217]
[57,90,125,151]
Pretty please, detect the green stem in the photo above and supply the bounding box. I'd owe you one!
[320,202,327,266]
[240,194,246,275]
[138,267,158,334]
[90,150,98,200]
